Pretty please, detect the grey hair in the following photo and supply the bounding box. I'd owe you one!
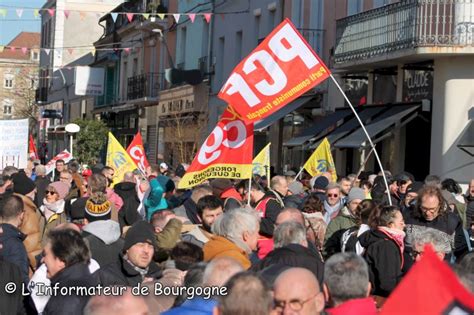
[412,228,451,254]
[35,165,46,176]
[203,257,244,287]
[273,221,307,248]
[212,207,259,237]
[326,183,340,191]
[324,252,369,305]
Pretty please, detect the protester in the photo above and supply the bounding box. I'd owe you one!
[338,177,352,204]
[144,177,168,220]
[400,181,423,215]
[464,179,474,230]
[146,164,160,180]
[424,174,442,188]
[50,159,65,182]
[84,288,149,315]
[203,208,259,269]
[324,184,344,223]
[323,252,376,315]
[210,179,243,211]
[284,180,306,209]
[42,228,96,315]
[0,254,26,315]
[411,228,451,262]
[87,174,120,222]
[114,172,141,228]
[359,206,406,302]
[169,241,204,271]
[312,176,329,201]
[68,161,84,198]
[395,172,414,202]
[273,267,325,315]
[173,184,213,224]
[160,162,170,176]
[40,181,69,240]
[301,195,327,252]
[101,166,115,187]
[34,164,50,207]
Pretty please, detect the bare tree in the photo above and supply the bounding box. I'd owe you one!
[12,66,39,135]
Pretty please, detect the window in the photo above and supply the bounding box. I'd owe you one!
[347,0,363,15]
[3,99,13,115]
[4,75,13,88]
[179,27,187,67]
[33,51,39,60]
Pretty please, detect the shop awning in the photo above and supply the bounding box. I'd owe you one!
[283,109,352,147]
[254,95,315,130]
[308,106,386,149]
[457,120,474,156]
[334,105,419,149]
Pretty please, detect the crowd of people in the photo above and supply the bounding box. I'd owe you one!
[0,158,473,314]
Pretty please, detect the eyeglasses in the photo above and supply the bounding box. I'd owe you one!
[420,205,439,213]
[327,194,339,198]
[273,292,320,312]
[45,190,57,195]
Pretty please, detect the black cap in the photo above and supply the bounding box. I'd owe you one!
[123,220,157,252]
[406,181,424,194]
[12,171,36,195]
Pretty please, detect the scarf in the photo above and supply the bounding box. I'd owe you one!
[41,199,65,221]
[227,235,252,255]
[124,254,149,281]
[378,226,406,268]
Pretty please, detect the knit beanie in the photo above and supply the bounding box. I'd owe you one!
[313,176,329,190]
[12,171,36,195]
[85,192,112,222]
[347,187,366,203]
[123,220,157,252]
[70,197,87,221]
[49,181,70,200]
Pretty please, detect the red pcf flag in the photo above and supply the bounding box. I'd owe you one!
[29,134,39,160]
[218,18,330,123]
[381,245,474,315]
[178,107,254,189]
[126,132,150,175]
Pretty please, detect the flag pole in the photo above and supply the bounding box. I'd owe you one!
[294,166,304,181]
[329,74,392,205]
[247,176,252,206]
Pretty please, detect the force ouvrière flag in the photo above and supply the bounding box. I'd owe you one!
[106,132,137,186]
[252,143,271,179]
[303,137,337,182]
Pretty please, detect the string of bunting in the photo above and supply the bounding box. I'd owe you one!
[0,45,142,56]
[0,7,213,24]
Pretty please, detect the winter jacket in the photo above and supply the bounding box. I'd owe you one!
[303,212,327,251]
[114,182,140,228]
[221,188,243,211]
[324,206,358,255]
[34,175,50,207]
[43,263,96,315]
[359,229,404,297]
[71,173,84,197]
[144,178,168,221]
[39,204,67,245]
[82,220,124,267]
[255,191,285,237]
[203,235,251,269]
[326,297,377,315]
[0,258,26,315]
[16,194,44,273]
[173,198,200,224]
[404,209,468,259]
[162,297,217,315]
[284,194,305,210]
[252,243,324,285]
[106,187,124,213]
[0,223,29,284]
[181,225,213,248]
[156,218,183,250]
[94,254,162,287]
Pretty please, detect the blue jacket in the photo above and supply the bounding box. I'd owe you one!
[0,223,29,284]
[162,297,217,315]
[144,178,168,220]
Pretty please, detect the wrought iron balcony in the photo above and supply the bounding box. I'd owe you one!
[335,0,474,64]
[127,72,161,100]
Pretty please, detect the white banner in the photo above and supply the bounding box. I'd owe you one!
[0,119,29,170]
[45,150,73,175]
[74,66,105,96]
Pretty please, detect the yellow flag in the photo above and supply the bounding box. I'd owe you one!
[33,9,40,18]
[252,143,271,179]
[303,138,337,182]
[106,132,137,186]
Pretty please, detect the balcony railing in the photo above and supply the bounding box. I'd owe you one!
[335,0,474,64]
[127,73,161,100]
[198,56,208,74]
[297,28,325,56]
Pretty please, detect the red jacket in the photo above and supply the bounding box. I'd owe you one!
[326,298,378,315]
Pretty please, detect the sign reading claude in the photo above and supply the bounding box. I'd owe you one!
[178,108,254,189]
[218,18,330,122]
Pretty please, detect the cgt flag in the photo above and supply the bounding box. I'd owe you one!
[126,131,150,175]
[178,107,254,189]
[106,132,137,186]
[218,18,330,123]
[380,245,474,315]
[252,143,271,180]
[303,138,337,182]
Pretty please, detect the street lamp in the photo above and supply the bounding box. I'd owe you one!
[65,123,80,156]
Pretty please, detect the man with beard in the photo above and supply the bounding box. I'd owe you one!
[182,195,223,247]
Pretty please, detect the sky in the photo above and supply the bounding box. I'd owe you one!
[0,0,46,45]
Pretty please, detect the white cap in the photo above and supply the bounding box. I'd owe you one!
[160,162,168,170]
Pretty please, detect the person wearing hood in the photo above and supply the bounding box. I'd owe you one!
[358,206,406,305]
[144,177,168,221]
[12,171,44,273]
[81,192,124,267]
[40,181,69,243]
[114,172,141,229]
[324,188,365,254]
[93,220,162,287]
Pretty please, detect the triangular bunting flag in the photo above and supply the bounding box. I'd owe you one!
[111,12,118,22]
[126,13,134,22]
[142,13,150,19]
[173,14,180,22]
[79,11,86,20]
[0,46,4,53]
[47,8,55,17]
[44,48,50,55]
[64,10,70,18]
[16,9,24,18]
[124,47,131,54]
[204,13,211,23]
[21,47,28,55]
[33,9,40,18]
[67,48,74,55]
[188,13,196,23]
[9,46,16,52]
[157,13,165,20]
[0,9,7,18]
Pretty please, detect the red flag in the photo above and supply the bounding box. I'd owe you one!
[178,107,254,189]
[29,135,39,160]
[381,245,474,315]
[126,132,149,175]
[218,18,330,123]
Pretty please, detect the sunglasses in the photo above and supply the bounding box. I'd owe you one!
[45,190,57,195]
[327,194,339,198]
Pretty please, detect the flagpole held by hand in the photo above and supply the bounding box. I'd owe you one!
[294,167,304,182]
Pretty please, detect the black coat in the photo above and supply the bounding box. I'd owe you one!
[43,263,96,315]
[0,258,26,315]
[114,182,140,228]
[256,191,284,237]
[93,254,162,287]
[359,230,403,297]
[0,223,29,284]
[34,176,50,208]
[82,231,124,267]
[252,244,324,286]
